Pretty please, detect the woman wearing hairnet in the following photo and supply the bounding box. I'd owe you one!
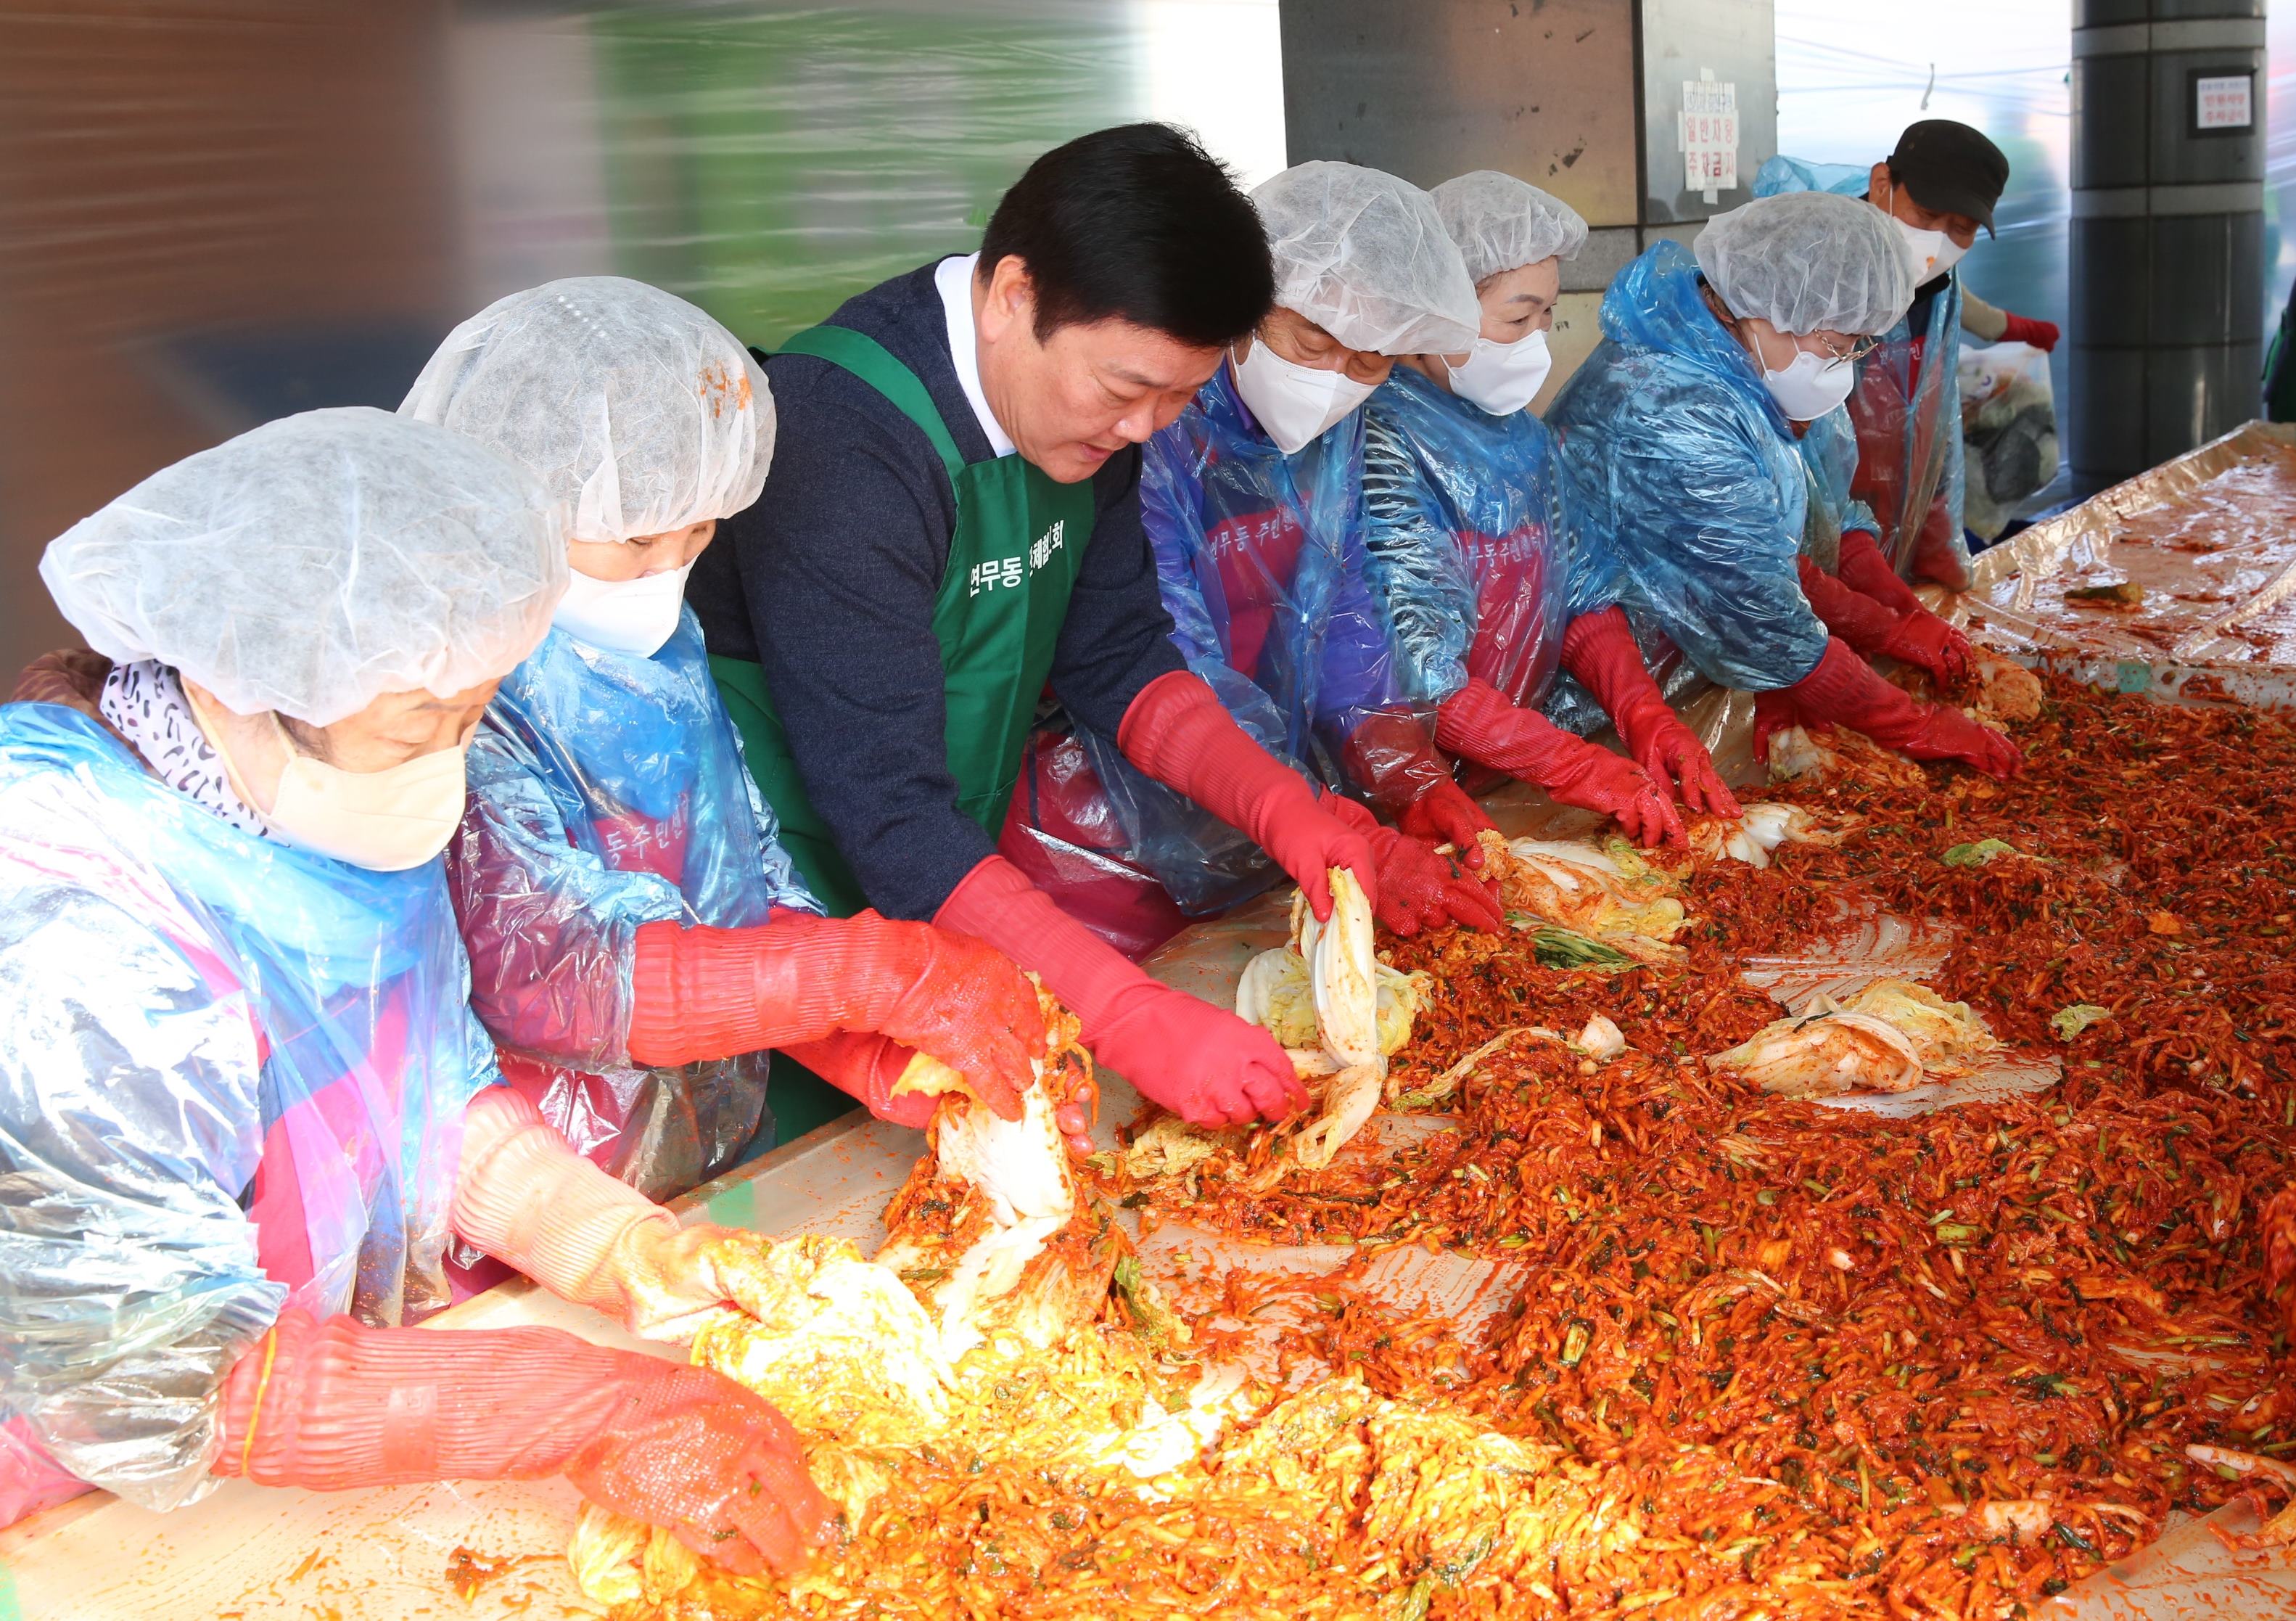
[0,409,832,1574]
[1361,171,1737,849]
[1546,192,2021,779]
[400,279,1051,1194]
[1758,126,2040,592]
[1114,161,1509,937]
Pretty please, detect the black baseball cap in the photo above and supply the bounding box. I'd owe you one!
[1885,120,2008,236]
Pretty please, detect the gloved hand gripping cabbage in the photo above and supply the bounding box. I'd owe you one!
[204,1077,937,1580]
[567,990,1190,1609]
[1183,866,1433,1177]
[561,936,1661,1617]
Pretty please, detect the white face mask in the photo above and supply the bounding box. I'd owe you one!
[1893,217,1967,284]
[552,560,696,657]
[1446,329,1552,416]
[196,699,471,872]
[1231,339,1378,455]
[1758,347,1859,424]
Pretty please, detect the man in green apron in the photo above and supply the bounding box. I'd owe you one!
[690,124,1386,1139]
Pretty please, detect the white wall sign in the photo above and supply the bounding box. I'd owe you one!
[2194,74,2253,132]
[1682,70,1739,205]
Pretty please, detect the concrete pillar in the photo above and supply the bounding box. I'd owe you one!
[2070,1,2266,494]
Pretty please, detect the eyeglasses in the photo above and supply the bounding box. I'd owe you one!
[1812,335,1880,372]
[1710,287,1883,372]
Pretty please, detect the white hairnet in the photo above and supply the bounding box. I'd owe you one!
[1693,191,1916,337]
[1251,162,1480,356]
[41,407,566,727]
[1430,171,1589,284]
[399,276,774,544]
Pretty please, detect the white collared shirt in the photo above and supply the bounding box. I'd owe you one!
[934,252,1017,459]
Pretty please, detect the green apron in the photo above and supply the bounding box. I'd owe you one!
[713,323,1098,1141]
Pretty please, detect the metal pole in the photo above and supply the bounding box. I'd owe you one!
[2068,1,2266,496]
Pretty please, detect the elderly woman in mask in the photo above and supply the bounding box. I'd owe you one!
[400,278,1049,1187]
[0,409,832,1575]
[1360,171,1737,848]
[1546,191,2020,779]
[1090,161,1509,938]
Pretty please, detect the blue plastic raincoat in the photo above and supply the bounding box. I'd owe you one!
[1359,364,1581,716]
[1068,361,1410,912]
[1795,404,1883,573]
[448,609,816,1198]
[0,699,498,1514]
[1145,361,1407,766]
[1756,156,1968,584]
[1546,241,1831,693]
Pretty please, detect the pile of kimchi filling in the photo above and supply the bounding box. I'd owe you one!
[570,668,2296,1621]
[568,982,1654,1620]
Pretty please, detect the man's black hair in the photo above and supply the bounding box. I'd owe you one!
[980,123,1273,349]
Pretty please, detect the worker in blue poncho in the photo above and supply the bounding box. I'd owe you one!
[0,409,834,1572]
[1547,192,2021,779]
[1359,170,1739,848]
[1757,120,2054,591]
[1108,161,1510,937]
[401,277,1050,1189]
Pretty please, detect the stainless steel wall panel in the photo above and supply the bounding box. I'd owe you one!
[2070,214,2150,337]
[2146,339,2265,452]
[2071,53,2151,189]
[1276,0,1641,230]
[1636,0,1777,226]
[2147,51,2266,183]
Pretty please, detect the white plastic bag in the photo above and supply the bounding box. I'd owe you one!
[1958,340,2058,541]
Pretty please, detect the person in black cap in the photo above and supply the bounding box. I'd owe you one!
[1869,119,2055,354]
[1851,120,2057,590]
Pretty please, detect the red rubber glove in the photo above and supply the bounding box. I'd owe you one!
[1795,553,1904,657]
[1877,610,1972,686]
[1340,708,1494,859]
[781,1033,935,1130]
[1907,496,1974,591]
[1756,639,2022,779]
[1117,670,1376,923]
[215,1309,833,1579]
[1318,791,1504,935]
[936,854,1305,1128]
[781,1033,1096,1154]
[1433,676,1683,848]
[1832,529,1925,615]
[2000,313,2059,353]
[1558,607,1740,818]
[1394,772,1499,857]
[626,910,1038,1120]
[1835,529,1972,684]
